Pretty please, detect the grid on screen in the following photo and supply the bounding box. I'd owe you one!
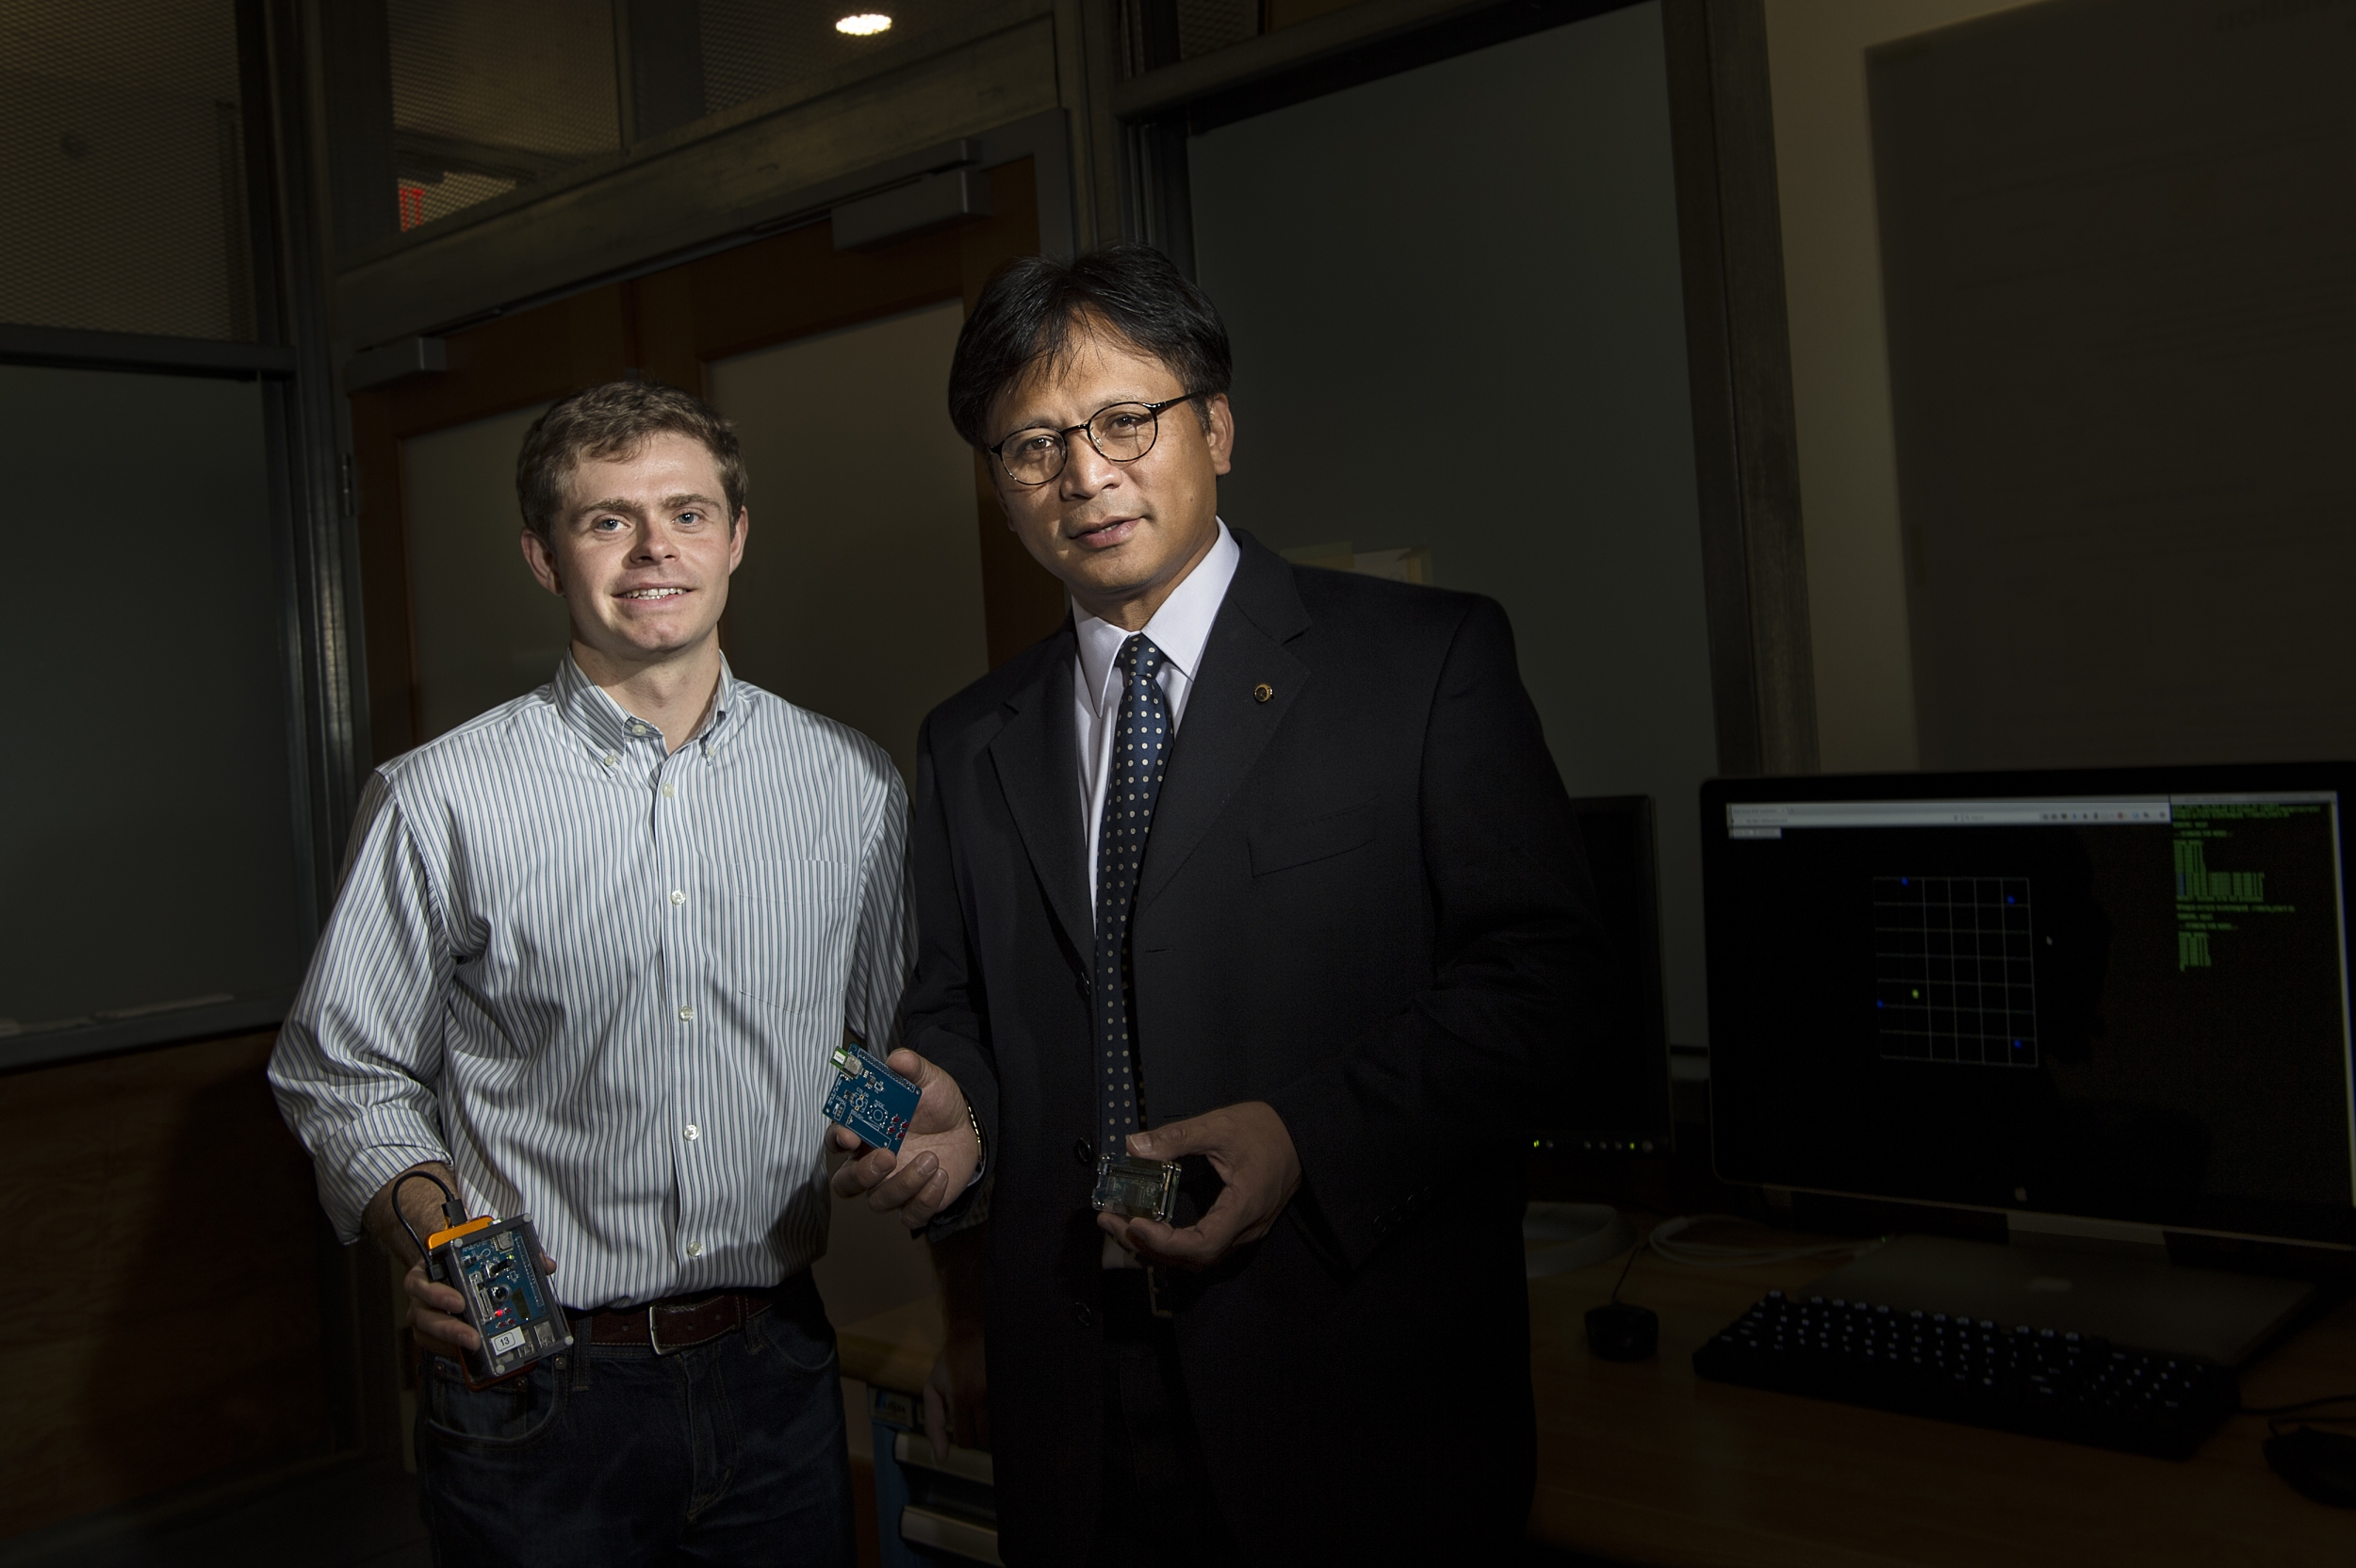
[1873,875,2040,1067]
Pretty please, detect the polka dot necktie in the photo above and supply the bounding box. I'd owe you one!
[1095,634,1170,1158]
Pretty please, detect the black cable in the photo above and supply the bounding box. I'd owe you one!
[392,1168,465,1265]
[2240,1392,2356,1416]
[1608,1239,1643,1305]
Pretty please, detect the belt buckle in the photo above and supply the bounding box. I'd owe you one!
[646,1302,679,1356]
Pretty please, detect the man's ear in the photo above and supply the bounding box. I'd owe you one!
[728,508,749,574]
[520,529,564,596]
[1203,393,1235,478]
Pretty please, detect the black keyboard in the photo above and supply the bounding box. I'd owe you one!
[1693,1290,2241,1460]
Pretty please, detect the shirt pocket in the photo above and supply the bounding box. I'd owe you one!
[1249,802,1380,876]
[716,857,859,1012]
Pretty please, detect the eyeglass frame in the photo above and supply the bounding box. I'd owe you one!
[984,392,1208,487]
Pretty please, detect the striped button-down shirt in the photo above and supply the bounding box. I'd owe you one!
[269,656,913,1311]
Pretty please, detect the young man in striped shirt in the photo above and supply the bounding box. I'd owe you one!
[270,381,912,1565]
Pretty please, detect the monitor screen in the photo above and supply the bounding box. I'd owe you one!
[1702,765,2356,1248]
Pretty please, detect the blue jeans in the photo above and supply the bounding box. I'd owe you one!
[416,1275,855,1567]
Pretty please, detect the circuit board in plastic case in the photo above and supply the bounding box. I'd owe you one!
[429,1214,571,1389]
[824,1041,921,1152]
[1091,1153,1181,1222]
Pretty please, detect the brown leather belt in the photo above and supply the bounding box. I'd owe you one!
[583,1286,777,1354]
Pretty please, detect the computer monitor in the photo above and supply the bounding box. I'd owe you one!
[1701,764,2356,1253]
[1538,794,1674,1154]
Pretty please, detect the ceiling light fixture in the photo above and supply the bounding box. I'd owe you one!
[835,12,892,35]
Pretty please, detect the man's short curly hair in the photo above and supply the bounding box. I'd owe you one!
[515,380,746,543]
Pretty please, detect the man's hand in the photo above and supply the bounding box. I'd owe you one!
[1097,1101,1301,1271]
[830,1050,981,1230]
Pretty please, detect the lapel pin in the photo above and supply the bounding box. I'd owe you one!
[1252,682,1274,704]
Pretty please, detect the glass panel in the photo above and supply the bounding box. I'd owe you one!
[1187,2,1721,1043]
[401,404,572,741]
[389,0,622,232]
[708,300,987,784]
[0,365,300,1035]
[0,0,254,338]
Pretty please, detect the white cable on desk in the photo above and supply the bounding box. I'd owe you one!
[1646,1214,1890,1267]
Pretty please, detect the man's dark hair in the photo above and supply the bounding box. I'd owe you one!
[946,242,1234,449]
[515,379,746,544]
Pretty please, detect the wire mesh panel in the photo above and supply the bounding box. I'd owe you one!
[1174,0,1258,61]
[1124,0,1261,74]
[0,0,254,339]
[388,0,622,231]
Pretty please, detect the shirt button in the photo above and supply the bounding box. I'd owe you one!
[677,1005,695,1021]
[1073,1138,1094,1167]
[669,890,685,906]
[662,783,676,798]
[1072,1301,1093,1328]
[686,1240,704,1258]
[684,1124,700,1141]
[601,754,617,768]
[630,722,649,736]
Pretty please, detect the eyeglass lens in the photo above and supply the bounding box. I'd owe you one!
[1000,402,1165,485]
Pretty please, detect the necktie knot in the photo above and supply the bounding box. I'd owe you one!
[1117,633,1165,681]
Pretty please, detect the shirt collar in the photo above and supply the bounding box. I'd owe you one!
[1074,519,1241,717]
[551,653,743,760]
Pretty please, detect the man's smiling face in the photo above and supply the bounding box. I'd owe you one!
[520,430,746,675]
[984,318,1233,629]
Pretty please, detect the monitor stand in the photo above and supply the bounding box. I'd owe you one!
[1796,1217,2316,1366]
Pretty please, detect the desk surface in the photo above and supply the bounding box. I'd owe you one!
[1530,1224,2356,1566]
[833,1228,2356,1563]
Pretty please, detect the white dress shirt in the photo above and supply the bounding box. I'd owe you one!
[1072,520,1241,904]
[269,656,914,1311]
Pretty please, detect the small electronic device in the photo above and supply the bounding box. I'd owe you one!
[1091,1153,1181,1223]
[396,1172,572,1390]
[2266,1426,2356,1508]
[824,1038,922,1154]
[1585,1301,1659,1363]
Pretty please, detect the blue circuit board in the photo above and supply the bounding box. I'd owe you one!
[823,1041,922,1153]
[432,1216,571,1387]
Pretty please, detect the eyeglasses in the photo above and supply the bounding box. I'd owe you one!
[986,393,1203,487]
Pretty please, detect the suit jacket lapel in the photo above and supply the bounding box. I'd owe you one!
[1137,533,1312,914]
[987,629,1093,960]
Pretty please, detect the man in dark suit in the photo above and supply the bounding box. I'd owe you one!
[833,244,1604,1563]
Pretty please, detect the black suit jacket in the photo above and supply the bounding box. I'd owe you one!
[903,531,1605,1562]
